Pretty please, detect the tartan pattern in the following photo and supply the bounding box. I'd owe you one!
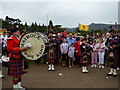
[47,47,56,64]
[9,58,23,77]
[48,58,54,64]
[80,56,89,64]
[7,36,23,77]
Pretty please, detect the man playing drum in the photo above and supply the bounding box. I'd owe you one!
[7,27,31,89]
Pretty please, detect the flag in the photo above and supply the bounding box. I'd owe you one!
[79,24,89,31]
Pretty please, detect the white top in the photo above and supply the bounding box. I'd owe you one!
[68,46,75,58]
[60,43,69,54]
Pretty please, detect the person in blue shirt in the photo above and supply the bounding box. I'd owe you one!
[66,33,76,47]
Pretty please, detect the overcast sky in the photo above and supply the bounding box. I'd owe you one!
[1,0,119,28]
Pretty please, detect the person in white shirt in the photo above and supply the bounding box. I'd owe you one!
[91,39,98,68]
[60,39,68,67]
[96,38,107,69]
[68,43,75,67]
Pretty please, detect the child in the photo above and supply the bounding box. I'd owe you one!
[60,38,68,67]
[68,43,75,67]
[91,39,98,68]
[47,40,56,71]
[96,38,107,69]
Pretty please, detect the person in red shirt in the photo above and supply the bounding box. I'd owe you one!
[75,37,81,66]
[7,27,31,89]
[62,29,68,38]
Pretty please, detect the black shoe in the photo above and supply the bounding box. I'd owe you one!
[107,74,112,76]
[0,75,4,78]
[113,74,117,77]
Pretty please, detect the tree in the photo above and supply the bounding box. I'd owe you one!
[49,20,53,26]
[19,23,24,30]
[34,22,38,31]
[54,25,62,28]
[49,20,53,30]
[31,23,35,32]
[5,16,21,25]
[3,16,21,30]
[53,25,63,32]
[24,22,28,31]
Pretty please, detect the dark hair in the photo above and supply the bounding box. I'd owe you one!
[10,27,19,33]
[81,38,86,41]
[70,43,74,46]
[76,37,80,41]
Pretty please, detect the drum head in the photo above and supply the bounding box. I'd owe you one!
[20,32,45,60]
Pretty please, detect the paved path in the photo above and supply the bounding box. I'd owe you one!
[1,64,120,88]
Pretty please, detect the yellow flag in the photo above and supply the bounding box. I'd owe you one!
[79,24,89,31]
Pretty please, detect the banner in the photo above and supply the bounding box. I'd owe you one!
[79,24,89,31]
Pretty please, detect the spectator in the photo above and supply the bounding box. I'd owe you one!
[68,43,75,67]
[60,38,68,67]
[66,33,76,47]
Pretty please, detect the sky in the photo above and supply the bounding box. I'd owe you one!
[1,0,119,28]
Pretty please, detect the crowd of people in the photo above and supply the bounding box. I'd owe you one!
[46,29,120,75]
[0,27,120,89]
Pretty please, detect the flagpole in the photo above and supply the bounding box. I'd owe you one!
[47,15,48,33]
[78,22,81,36]
[80,23,81,36]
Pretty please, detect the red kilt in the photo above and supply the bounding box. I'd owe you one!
[47,46,56,64]
[7,36,23,77]
[47,52,56,64]
[48,58,55,64]
[9,57,23,77]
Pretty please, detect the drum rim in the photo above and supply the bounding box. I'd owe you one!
[35,32,49,43]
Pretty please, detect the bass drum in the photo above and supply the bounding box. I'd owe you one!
[35,32,49,44]
[20,32,46,60]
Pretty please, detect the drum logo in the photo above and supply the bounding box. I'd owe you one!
[20,33,45,60]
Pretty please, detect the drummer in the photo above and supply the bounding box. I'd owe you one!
[6,27,31,89]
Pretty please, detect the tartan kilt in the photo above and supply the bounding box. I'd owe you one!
[48,58,55,64]
[47,48,56,64]
[9,58,23,77]
[80,57,89,64]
